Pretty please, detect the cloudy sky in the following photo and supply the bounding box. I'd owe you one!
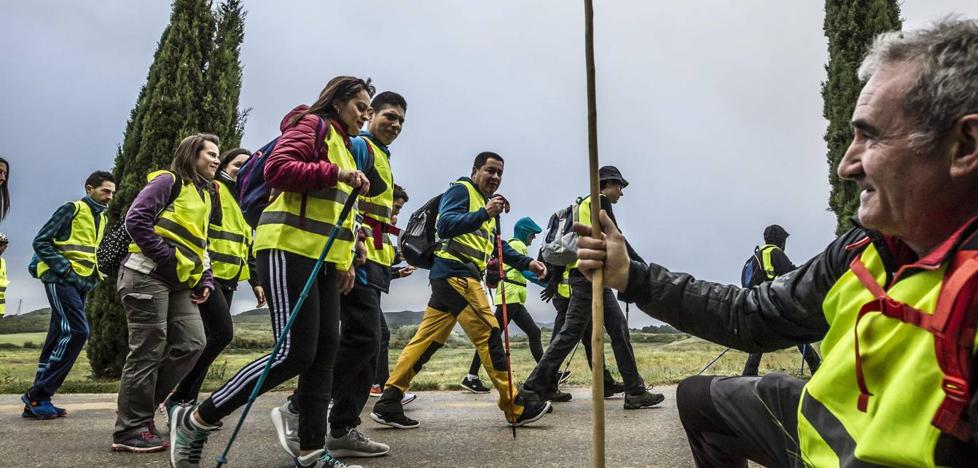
[2,1,976,327]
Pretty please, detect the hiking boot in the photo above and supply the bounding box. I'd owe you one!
[401,393,417,406]
[537,388,572,402]
[556,370,572,385]
[20,394,59,420]
[326,427,390,458]
[369,385,382,397]
[624,388,665,410]
[371,387,418,429]
[271,399,301,457]
[294,449,363,468]
[169,403,220,467]
[512,400,552,427]
[604,380,625,399]
[460,375,490,394]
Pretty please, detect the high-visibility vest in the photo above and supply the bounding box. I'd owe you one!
[494,238,528,305]
[36,200,107,279]
[254,125,359,270]
[556,268,571,299]
[360,137,396,267]
[209,181,252,282]
[569,194,595,270]
[433,179,496,273]
[798,242,978,466]
[0,258,7,316]
[758,243,779,280]
[129,171,211,288]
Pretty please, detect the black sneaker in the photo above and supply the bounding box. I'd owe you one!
[538,388,572,402]
[604,380,625,398]
[624,388,665,409]
[512,400,552,427]
[369,411,420,429]
[111,429,169,453]
[460,376,490,394]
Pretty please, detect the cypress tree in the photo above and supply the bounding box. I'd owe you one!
[822,0,901,234]
[87,0,219,378]
[201,0,247,149]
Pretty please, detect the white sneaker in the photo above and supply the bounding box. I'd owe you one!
[326,427,390,458]
[401,393,417,406]
[270,400,300,457]
[295,449,363,468]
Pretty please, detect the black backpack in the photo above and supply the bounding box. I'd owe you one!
[399,193,444,269]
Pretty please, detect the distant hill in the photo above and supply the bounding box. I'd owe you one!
[384,310,424,327]
[0,308,52,334]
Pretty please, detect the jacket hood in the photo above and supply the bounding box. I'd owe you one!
[514,216,542,244]
[280,105,310,132]
[763,224,789,249]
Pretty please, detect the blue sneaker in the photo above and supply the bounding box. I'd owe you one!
[21,403,67,418]
[21,394,59,420]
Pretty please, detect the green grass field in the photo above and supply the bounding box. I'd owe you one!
[0,330,816,394]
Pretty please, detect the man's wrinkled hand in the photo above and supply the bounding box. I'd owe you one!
[572,210,630,291]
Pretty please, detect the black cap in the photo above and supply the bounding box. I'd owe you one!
[599,165,629,188]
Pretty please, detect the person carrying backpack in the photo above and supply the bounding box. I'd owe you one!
[21,171,115,420]
[370,151,553,430]
[111,134,218,453]
[168,76,372,468]
[459,216,547,393]
[162,148,266,412]
[741,224,821,376]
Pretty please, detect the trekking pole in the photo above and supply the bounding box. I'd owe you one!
[495,216,518,439]
[216,193,359,468]
[799,344,808,376]
[583,0,605,465]
[697,348,731,375]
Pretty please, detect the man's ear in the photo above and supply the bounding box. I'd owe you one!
[949,113,978,178]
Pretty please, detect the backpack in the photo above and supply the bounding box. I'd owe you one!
[399,193,444,269]
[96,173,182,279]
[740,249,764,287]
[540,200,581,266]
[237,117,326,228]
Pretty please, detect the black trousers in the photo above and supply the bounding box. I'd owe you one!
[198,249,340,451]
[525,271,644,393]
[374,309,390,386]
[742,345,822,376]
[468,303,543,376]
[329,281,382,432]
[169,286,235,403]
[551,295,616,383]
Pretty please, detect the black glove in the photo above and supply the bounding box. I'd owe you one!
[540,282,557,303]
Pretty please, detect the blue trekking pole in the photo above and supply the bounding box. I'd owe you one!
[216,193,359,467]
[800,344,808,376]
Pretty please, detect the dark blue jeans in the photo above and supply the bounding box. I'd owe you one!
[28,282,89,400]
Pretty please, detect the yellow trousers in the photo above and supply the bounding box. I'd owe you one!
[385,276,524,420]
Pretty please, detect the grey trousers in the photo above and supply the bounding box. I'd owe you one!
[113,267,205,441]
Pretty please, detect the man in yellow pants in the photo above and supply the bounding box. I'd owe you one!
[371,151,552,429]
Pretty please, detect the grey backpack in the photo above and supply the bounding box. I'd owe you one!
[540,199,583,266]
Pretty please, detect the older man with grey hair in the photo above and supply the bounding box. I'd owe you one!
[574,18,978,467]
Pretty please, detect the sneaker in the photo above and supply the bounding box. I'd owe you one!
[604,380,625,399]
[460,375,491,394]
[21,403,67,418]
[111,429,168,453]
[169,404,220,467]
[401,393,417,406]
[295,449,363,468]
[20,394,59,420]
[623,388,665,410]
[557,370,572,385]
[536,388,572,403]
[271,400,301,457]
[512,400,552,427]
[326,427,390,458]
[369,385,382,398]
[369,411,420,429]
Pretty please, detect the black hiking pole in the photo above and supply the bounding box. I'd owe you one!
[216,193,359,467]
[494,215,518,439]
[697,348,732,376]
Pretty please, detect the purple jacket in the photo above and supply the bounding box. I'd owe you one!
[125,174,214,291]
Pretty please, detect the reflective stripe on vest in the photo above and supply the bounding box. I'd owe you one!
[797,242,978,466]
[361,137,395,266]
[254,124,359,270]
[36,200,107,279]
[433,179,495,272]
[209,182,253,282]
[129,171,211,287]
[0,258,7,315]
[759,244,779,280]
[494,238,529,304]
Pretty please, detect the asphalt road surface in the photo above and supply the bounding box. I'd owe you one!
[0,386,693,467]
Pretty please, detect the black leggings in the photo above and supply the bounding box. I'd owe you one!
[198,249,340,451]
[468,303,543,376]
[169,286,235,403]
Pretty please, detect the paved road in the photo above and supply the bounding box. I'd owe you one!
[0,386,692,467]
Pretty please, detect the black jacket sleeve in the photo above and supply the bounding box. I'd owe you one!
[771,248,796,276]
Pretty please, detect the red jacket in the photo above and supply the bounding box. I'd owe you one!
[264,105,347,192]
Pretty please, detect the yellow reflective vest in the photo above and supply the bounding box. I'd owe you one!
[0,258,7,316]
[758,243,779,280]
[209,181,252,282]
[129,171,212,288]
[255,125,359,270]
[36,200,107,279]
[434,179,496,273]
[360,137,396,267]
[556,268,571,299]
[494,238,528,305]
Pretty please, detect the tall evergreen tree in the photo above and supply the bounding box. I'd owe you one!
[87,0,228,378]
[822,0,901,234]
[201,0,247,148]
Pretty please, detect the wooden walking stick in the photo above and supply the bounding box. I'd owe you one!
[583,0,605,466]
